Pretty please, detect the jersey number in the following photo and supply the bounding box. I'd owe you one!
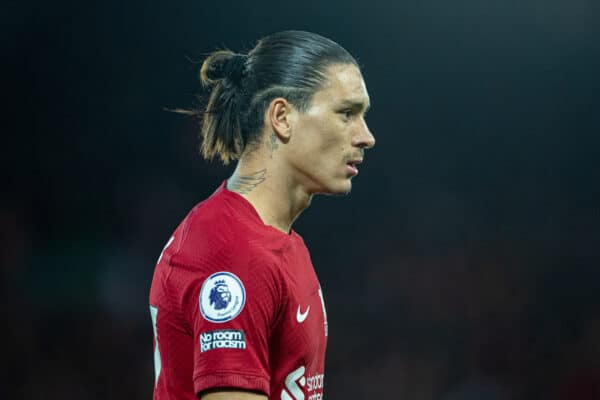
[157,236,174,264]
[150,305,162,385]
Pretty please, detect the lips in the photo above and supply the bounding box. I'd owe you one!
[346,158,362,176]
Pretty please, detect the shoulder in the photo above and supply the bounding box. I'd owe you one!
[168,191,286,283]
[159,195,288,314]
[169,191,240,265]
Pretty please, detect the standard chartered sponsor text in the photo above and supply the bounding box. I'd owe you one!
[307,373,324,400]
[306,374,324,391]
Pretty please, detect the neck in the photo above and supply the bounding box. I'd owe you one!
[227,155,312,234]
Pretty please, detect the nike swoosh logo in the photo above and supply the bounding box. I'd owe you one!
[296,305,310,323]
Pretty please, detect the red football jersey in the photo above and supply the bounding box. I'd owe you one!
[149,182,328,400]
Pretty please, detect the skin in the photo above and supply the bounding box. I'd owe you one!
[201,390,267,400]
[226,63,375,234]
[203,64,374,400]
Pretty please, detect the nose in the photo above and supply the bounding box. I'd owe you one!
[352,118,376,149]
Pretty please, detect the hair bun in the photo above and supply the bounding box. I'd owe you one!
[223,55,247,86]
[200,51,247,87]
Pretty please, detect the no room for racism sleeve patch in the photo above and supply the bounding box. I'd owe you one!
[200,329,246,352]
[199,271,246,323]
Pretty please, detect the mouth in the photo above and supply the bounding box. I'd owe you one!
[346,158,363,176]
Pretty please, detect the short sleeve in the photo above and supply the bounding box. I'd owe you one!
[178,247,285,397]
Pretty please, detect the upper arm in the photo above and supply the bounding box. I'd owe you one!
[180,247,285,396]
[201,390,268,400]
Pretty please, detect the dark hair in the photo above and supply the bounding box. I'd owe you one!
[194,30,358,164]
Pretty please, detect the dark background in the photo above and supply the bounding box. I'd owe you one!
[3,0,600,398]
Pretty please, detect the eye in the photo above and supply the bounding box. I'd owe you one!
[341,109,353,120]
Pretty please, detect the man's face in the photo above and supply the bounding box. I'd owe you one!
[287,64,375,195]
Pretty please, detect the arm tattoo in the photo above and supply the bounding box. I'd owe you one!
[227,169,267,195]
[269,133,279,157]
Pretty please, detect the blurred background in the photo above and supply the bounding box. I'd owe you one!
[3,0,600,398]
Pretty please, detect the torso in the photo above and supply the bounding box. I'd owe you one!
[149,183,328,400]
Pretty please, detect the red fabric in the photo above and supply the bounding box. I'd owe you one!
[149,182,328,399]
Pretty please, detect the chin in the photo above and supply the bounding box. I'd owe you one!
[321,179,353,196]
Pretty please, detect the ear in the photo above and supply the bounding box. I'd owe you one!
[267,97,292,142]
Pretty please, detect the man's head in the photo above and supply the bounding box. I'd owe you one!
[197,30,375,194]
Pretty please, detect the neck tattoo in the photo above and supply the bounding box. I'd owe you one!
[269,133,279,158]
[227,169,267,195]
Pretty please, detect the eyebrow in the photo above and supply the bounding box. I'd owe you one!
[338,99,371,113]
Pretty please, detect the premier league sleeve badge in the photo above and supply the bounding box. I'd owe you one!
[199,272,246,323]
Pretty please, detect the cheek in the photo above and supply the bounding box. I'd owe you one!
[308,119,344,151]
[310,134,341,169]
[293,115,346,166]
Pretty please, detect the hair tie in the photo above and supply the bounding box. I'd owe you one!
[224,54,247,87]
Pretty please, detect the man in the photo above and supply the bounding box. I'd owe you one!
[149,30,375,400]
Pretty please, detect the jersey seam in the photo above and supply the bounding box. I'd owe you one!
[193,370,269,381]
[270,249,289,330]
[165,258,203,335]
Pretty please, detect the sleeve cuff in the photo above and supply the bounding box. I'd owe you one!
[194,371,269,397]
